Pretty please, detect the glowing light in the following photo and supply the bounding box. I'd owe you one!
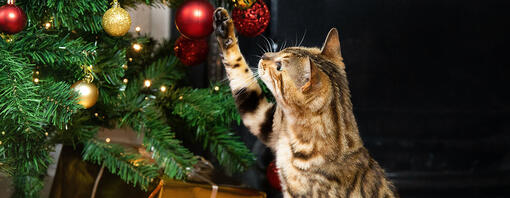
[123,78,129,84]
[144,80,151,87]
[45,132,49,136]
[129,58,133,62]
[132,43,142,52]
[160,85,167,92]
[214,86,220,91]
[1,131,4,135]
[94,112,99,117]
[121,64,128,70]
[33,78,40,83]
[178,95,183,100]
[135,26,141,32]
[193,10,203,17]
[35,71,40,75]
[106,138,111,143]
[44,22,51,29]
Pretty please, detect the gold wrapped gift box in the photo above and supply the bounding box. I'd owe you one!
[155,179,266,198]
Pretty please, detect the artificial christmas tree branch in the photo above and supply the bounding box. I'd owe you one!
[0,0,254,197]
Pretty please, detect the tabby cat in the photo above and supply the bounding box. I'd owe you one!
[213,8,398,198]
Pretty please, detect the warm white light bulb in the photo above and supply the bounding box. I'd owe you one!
[160,85,167,92]
[133,43,142,52]
[144,80,151,87]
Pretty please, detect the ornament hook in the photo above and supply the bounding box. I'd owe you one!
[81,65,95,83]
[112,0,119,8]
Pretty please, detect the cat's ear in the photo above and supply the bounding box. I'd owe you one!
[320,28,343,61]
[301,57,321,93]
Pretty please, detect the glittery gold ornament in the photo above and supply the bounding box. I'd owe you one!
[232,0,256,9]
[71,80,99,109]
[102,0,131,37]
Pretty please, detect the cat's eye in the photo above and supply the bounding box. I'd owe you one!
[276,61,282,71]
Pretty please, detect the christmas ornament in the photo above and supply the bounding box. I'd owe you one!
[0,0,26,34]
[266,160,281,191]
[71,80,99,109]
[232,0,256,9]
[72,66,99,109]
[102,0,131,37]
[175,0,214,40]
[232,0,270,37]
[174,36,208,66]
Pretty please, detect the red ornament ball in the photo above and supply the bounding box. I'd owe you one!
[175,0,214,40]
[266,160,282,191]
[232,0,270,37]
[0,2,27,34]
[174,36,208,66]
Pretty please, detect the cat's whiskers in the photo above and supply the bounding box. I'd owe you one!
[232,78,259,97]
[298,30,307,47]
[216,76,231,84]
[281,40,288,50]
[261,35,274,53]
[269,37,277,52]
[256,43,268,54]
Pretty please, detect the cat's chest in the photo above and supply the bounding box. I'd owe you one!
[275,136,341,196]
[275,136,323,191]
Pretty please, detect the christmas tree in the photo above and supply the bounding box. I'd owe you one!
[0,0,257,197]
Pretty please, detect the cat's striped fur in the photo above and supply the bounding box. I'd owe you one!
[214,8,398,198]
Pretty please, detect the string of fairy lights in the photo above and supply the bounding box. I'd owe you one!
[2,15,222,146]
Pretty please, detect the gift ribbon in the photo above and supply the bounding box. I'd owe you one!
[193,173,218,198]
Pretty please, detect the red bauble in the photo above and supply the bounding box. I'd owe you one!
[266,160,282,191]
[232,0,270,37]
[0,1,26,34]
[175,0,214,40]
[174,36,208,66]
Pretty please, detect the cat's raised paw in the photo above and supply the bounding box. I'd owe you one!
[213,8,231,39]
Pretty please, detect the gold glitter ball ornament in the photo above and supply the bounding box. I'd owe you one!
[102,1,131,37]
[71,80,99,109]
[232,0,256,9]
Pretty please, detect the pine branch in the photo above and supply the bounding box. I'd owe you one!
[171,86,254,173]
[133,105,197,179]
[82,140,160,190]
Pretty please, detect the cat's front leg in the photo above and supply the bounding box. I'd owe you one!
[214,8,278,147]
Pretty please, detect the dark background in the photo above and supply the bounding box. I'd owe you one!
[178,0,510,197]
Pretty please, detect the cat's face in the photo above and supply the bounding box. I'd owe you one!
[257,28,344,111]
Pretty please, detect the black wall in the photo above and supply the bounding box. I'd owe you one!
[233,0,510,197]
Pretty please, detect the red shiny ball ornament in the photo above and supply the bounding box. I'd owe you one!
[266,160,282,191]
[232,0,270,37]
[175,0,214,40]
[0,1,26,34]
[174,36,208,66]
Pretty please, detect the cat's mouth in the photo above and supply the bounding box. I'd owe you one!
[257,60,274,93]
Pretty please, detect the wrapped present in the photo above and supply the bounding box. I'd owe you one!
[150,157,266,198]
[151,179,266,198]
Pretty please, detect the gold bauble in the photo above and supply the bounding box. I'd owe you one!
[233,0,256,9]
[71,80,99,109]
[102,3,131,37]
